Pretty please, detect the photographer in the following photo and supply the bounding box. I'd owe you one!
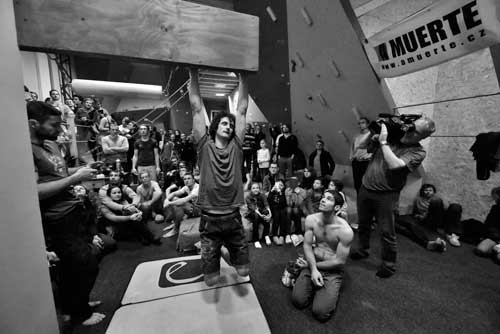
[350,115,435,278]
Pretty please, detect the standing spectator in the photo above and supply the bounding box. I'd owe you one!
[263,162,284,194]
[132,123,161,181]
[243,123,256,175]
[101,124,129,169]
[268,179,289,245]
[257,139,271,182]
[119,117,131,137]
[299,167,316,190]
[309,140,335,180]
[27,101,105,326]
[74,97,97,163]
[160,133,176,172]
[73,94,83,110]
[276,124,298,178]
[254,124,266,149]
[350,117,372,193]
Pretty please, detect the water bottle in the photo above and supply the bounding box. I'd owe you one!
[116,159,121,173]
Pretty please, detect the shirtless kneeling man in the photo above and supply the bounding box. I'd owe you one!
[292,190,353,322]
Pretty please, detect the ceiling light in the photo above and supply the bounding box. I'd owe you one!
[215,93,226,96]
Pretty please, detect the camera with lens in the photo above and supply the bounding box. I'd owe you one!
[368,113,422,144]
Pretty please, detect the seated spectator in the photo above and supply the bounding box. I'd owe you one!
[101,124,129,169]
[268,179,289,245]
[308,140,335,180]
[98,171,140,215]
[163,173,200,238]
[395,184,462,252]
[72,184,116,256]
[245,182,272,247]
[136,171,164,224]
[326,179,348,221]
[99,185,160,245]
[285,177,307,240]
[119,117,131,138]
[263,162,284,194]
[299,167,315,190]
[257,139,271,182]
[291,190,352,322]
[472,187,500,263]
[302,178,324,217]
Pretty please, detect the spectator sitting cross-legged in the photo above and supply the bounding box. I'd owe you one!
[163,172,201,238]
[136,171,164,226]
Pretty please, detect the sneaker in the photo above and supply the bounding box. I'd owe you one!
[154,214,164,223]
[285,235,292,244]
[163,228,178,238]
[290,234,300,246]
[427,238,446,252]
[162,223,175,231]
[278,236,285,246]
[446,233,461,247]
[254,241,262,248]
[350,223,359,230]
[272,236,280,245]
[265,236,272,246]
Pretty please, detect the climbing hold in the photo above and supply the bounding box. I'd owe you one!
[338,130,350,143]
[317,93,327,107]
[295,52,305,67]
[291,60,297,72]
[329,60,340,77]
[304,113,314,121]
[351,106,361,120]
[266,6,278,22]
[280,73,286,78]
[307,96,313,101]
[301,7,313,26]
[284,107,288,111]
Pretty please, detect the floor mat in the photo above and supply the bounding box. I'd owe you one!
[108,283,270,334]
[121,255,250,305]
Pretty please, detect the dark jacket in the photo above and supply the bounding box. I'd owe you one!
[308,150,335,176]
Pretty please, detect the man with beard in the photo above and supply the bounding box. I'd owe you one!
[292,190,353,322]
[27,101,105,326]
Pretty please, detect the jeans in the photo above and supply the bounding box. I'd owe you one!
[246,211,270,241]
[292,268,344,322]
[271,207,289,237]
[199,211,249,275]
[357,185,399,271]
[396,200,462,247]
[278,156,293,178]
[351,160,370,193]
[287,207,303,234]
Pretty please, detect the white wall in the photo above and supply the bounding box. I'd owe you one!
[21,51,61,101]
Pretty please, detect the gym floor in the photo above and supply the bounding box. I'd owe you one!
[67,222,500,334]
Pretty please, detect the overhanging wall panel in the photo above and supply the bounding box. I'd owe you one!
[287,0,391,164]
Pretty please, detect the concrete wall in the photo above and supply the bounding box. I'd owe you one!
[0,1,59,333]
[356,0,500,219]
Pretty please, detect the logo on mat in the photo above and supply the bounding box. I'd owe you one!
[158,259,204,288]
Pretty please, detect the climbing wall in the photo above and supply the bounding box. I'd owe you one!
[286,0,391,170]
[234,0,291,125]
